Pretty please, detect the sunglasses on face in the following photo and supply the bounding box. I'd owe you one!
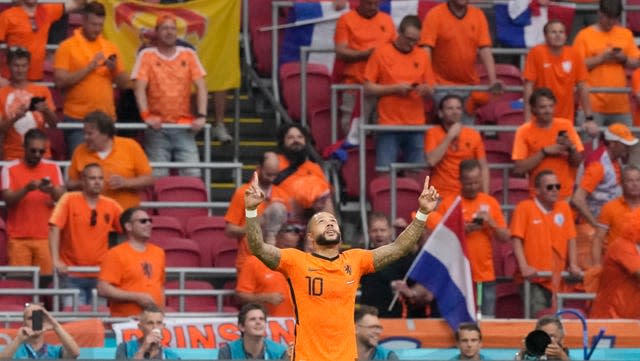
[134,218,153,224]
[545,183,561,191]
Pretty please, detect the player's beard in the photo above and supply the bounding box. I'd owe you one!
[316,232,341,246]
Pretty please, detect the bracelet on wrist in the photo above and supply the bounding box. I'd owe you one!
[245,208,258,218]
[415,210,428,222]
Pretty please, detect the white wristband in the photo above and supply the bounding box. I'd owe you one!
[415,210,428,222]
[245,209,258,218]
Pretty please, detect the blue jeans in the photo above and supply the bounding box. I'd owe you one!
[479,281,496,317]
[375,131,425,169]
[63,116,85,157]
[60,275,97,307]
[144,128,201,177]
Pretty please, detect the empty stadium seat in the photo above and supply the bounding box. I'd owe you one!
[477,63,524,102]
[150,215,185,242]
[490,177,530,208]
[369,176,421,222]
[154,176,208,227]
[339,138,376,199]
[484,139,512,179]
[0,279,33,310]
[149,237,202,268]
[248,0,287,77]
[212,243,238,268]
[495,282,523,318]
[165,280,217,312]
[309,107,344,154]
[185,215,236,267]
[279,62,331,121]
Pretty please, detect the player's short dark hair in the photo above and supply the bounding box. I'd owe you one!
[355,304,379,323]
[455,322,482,341]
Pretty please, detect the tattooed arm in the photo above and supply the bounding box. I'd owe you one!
[245,172,281,270]
[372,176,439,270]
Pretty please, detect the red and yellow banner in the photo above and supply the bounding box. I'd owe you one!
[99,0,240,91]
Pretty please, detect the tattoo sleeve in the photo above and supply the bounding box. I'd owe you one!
[246,216,281,270]
[372,218,425,270]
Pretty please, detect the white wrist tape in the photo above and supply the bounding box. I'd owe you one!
[415,210,428,222]
[245,209,258,218]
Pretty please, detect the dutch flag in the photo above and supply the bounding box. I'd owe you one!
[406,197,476,330]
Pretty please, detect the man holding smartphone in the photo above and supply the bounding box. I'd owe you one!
[0,303,80,359]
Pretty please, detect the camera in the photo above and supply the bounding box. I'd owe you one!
[472,217,484,226]
[28,96,45,111]
[522,330,551,360]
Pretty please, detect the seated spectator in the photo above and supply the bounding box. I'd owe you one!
[216,303,288,360]
[516,315,569,361]
[236,223,299,317]
[425,94,488,200]
[590,208,640,319]
[512,87,583,199]
[1,129,64,277]
[355,305,398,360]
[53,2,129,155]
[592,165,640,265]
[0,303,80,359]
[115,304,180,360]
[0,47,57,160]
[98,207,165,317]
[225,152,290,270]
[451,323,487,360]
[363,15,434,170]
[132,13,210,177]
[66,111,154,210]
[0,0,86,83]
[49,163,123,306]
[273,123,333,220]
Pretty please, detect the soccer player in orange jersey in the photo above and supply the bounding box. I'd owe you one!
[244,172,439,361]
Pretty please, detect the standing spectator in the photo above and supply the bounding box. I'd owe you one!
[274,123,333,220]
[49,163,123,306]
[425,94,488,200]
[132,14,208,177]
[67,111,154,210]
[364,15,434,170]
[355,305,398,360]
[1,128,64,277]
[216,303,288,360]
[115,304,180,360]
[512,88,584,199]
[53,2,129,155]
[420,0,502,115]
[0,303,80,359]
[592,165,640,265]
[523,20,593,131]
[590,208,640,319]
[0,0,86,83]
[572,0,640,126]
[510,170,581,317]
[97,207,165,317]
[334,0,395,133]
[571,124,637,227]
[426,159,510,317]
[225,151,290,269]
[451,323,487,360]
[0,47,57,160]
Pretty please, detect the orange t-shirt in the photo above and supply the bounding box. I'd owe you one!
[236,255,294,317]
[424,126,486,199]
[49,192,123,268]
[276,154,331,210]
[68,136,152,210]
[420,3,491,85]
[511,118,584,198]
[98,242,165,317]
[0,83,55,160]
[363,42,434,125]
[632,69,640,126]
[0,4,64,80]
[131,46,205,123]
[510,198,576,289]
[572,25,640,114]
[334,10,396,84]
[224,182,291,270]
[276,248,374,361]
[523,45,588,120]
[589,236,640,318]
[1,159,63,239]
[426,193,506,282]
[597,197,636,252]
[53,28,124,119]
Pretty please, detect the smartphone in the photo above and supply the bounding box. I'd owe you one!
[31,310,43,331]
[472,217,484,226]
[558,130,567,137]
[41,177,51,186]
[28,96,45,111]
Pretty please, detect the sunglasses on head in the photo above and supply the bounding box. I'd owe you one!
[545,183,561,191]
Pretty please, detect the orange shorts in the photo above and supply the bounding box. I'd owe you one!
[8,238,53,275]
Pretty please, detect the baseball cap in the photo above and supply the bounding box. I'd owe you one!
[604,123,638,146]
[155,13,177,28]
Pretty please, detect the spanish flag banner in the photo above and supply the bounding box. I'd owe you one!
[99,0,240,91]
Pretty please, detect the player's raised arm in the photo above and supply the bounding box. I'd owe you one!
[245,172,282,269]
[372,176,439,270]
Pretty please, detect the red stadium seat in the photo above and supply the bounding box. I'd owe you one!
[369,176,421,222]
[212,243,238,268]
[477,63,523,102]
[150,215,184,242]
[495,282,523,318]
[166,280,218,312]
[248,0,287,77]
[340,138,376,199]
[490,177,530,208]
[627,0,640,34]
[309,107,344,154]
[149,237,201,268]
[484,139,513,178]
[185,215,236,267]
[154,176,208,228]
[279,62,331,121]
[0,218,7,265]
[0,280,33,310]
